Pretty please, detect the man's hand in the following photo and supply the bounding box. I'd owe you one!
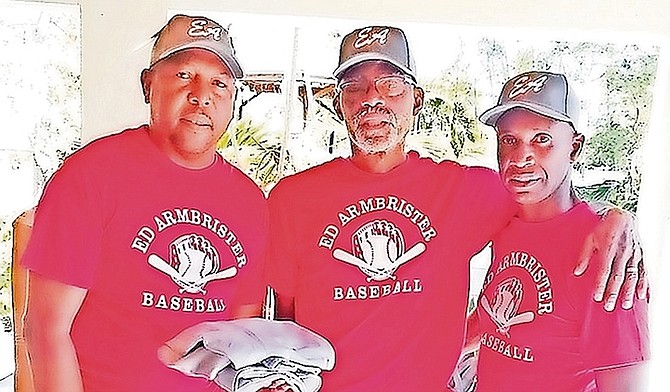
[574,207,648,311]
[158,321,221,366]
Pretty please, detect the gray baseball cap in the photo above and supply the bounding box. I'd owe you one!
[480,71,579,128]
[333,26,417,81]
[150,14,243,78]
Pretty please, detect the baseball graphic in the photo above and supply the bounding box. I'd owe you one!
[333,220,425,281]
[354,220,404,268]
[148,233,237,294]
[481,276,535,337]
[170,234,220,283]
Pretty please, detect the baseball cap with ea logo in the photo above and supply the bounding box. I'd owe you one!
[479,71,580,129]
[150,14,243,78]
[333,26,417,81]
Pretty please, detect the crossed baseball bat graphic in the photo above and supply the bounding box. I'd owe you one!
[148,254,238,294]
[333,242,426,281]
[480,294,535,337]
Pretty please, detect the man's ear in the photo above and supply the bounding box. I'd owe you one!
[140,68,152,104]
[333,92,344,121]
[571,133,585,161]
[413,86,424,116]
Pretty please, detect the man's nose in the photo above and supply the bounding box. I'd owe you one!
[510,144,535,167]
[188,79,211,107]
[361,80,383,107]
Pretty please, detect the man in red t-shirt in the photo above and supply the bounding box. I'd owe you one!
[22,14,268,392]
[262,28,648,391]
[464,71,649,392]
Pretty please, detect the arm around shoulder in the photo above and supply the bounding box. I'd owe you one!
[25,272,87,392]
[575,204,648,311]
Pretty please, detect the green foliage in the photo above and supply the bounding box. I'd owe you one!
[413,69,489,163]
[577,46,657,212]
[478,38,510,83]
[218,118,289,192]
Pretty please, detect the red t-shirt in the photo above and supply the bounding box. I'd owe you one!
[475,203,650,392]
[23,126,269,392]
[266,152,515,391]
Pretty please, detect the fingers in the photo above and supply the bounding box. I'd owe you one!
[158,321,219,366]
[619,230,644,309]
[588,233,611,304]
[587,209,621,305]
[619,268,638,310]
[605,224,635,310]
[573,234,596,276]
[636,259,649,301]
[589,208,648,311]
[157,342,184,366]
[632,227,648,301]
[598,219,633,311]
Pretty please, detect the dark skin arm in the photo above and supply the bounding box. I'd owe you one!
[575,206,648,311]
[25,274,87,392]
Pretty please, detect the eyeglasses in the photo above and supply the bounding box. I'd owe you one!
[337,75,415,98]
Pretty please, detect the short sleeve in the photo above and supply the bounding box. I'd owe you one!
[21,151,104,288]
[580,294,651,370]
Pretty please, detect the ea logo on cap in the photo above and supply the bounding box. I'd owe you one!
[187,19,222,41]
[353,27,390,49]
[508,74,549,99]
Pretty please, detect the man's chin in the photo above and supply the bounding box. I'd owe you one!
[510,192,545,206]
[353,139,400,155]
[174,134,217,156]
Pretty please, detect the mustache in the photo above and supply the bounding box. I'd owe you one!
[352,106,397,127]
[182,111,213,127]
[504,167,534,175]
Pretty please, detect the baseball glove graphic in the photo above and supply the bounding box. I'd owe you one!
[170,234,220,283]
[148,233,237,294]
[333,220,426,282]
[480,276,534,337]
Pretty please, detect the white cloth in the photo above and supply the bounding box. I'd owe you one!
[168,318,335,392]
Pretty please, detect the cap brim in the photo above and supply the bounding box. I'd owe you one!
[153,42,244,78]
[479,102,573,127]
[333,53,415,81]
